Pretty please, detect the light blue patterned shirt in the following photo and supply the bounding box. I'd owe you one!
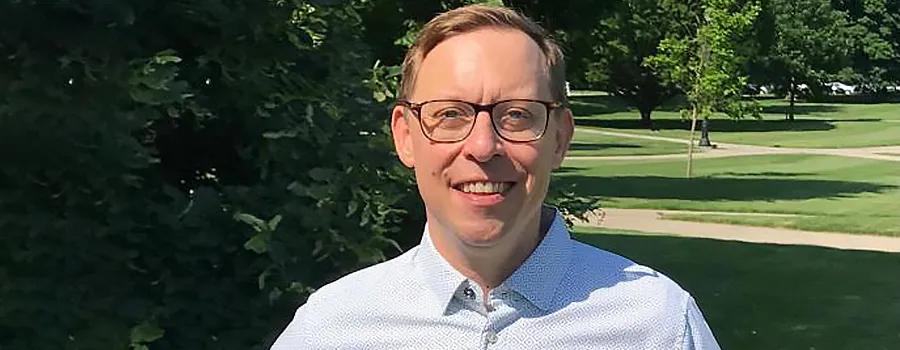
[271,211,720,349]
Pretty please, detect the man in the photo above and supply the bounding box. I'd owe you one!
[271,4,720,349]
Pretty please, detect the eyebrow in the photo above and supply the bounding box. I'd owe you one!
[414,92,545,103]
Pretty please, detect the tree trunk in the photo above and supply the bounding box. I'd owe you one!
[787,77,796,121]
[686,107,698,178]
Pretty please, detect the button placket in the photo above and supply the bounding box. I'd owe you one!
[463,286,477,300]
[459,282,496,320]
[482,290,503,347]
[483,329,499,344]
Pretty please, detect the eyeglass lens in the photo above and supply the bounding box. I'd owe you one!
[418,100,548,142]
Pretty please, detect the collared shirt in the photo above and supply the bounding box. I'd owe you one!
[271,211,720,350]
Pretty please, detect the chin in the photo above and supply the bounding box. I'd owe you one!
[452,220,508,247]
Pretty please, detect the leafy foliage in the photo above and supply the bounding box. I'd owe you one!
[0,1,595,349]
[751,0,858,97]
[0,1,418,349]
[644,0,759,177]
[361,0,505,66]
[581,0,685,127]
[505,0,614,89]
[833,0,900,92]
[646,0,761,120]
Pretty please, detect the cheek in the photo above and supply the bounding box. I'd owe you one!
[512,142,552,175]
[413,140,459,182]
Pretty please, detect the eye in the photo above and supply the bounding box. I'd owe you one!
[506,109,530,120]
[502,108,534,122]
[436,108,465,119]
[424,104,473,130]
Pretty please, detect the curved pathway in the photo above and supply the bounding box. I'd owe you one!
[565,129,900,252]
[575,208,900,253]
[570,128,900,162]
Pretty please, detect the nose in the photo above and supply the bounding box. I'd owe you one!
[462,110,503,162]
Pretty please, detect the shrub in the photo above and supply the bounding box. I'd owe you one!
[0,1,416,348]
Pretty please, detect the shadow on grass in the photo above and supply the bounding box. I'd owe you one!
[760,104,842,115]
[574,232,900,350]
[569,142,642,151]
[568,95,631,116]
[575,118,843,133]
[556,175,896,201]
[812,94,900,104]
[554,166,590,175]
[569,95,690,116]
[717,171,818,177]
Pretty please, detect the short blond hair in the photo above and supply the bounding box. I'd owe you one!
[398,4,567,104]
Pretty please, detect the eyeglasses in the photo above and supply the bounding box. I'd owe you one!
[396,99,562,143]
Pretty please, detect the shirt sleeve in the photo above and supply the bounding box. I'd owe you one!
[682,295,721,350]
[269,303,309,350]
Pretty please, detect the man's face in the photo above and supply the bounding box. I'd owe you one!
[391,28,573,248]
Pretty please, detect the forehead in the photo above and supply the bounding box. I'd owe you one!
[412,28,551,102]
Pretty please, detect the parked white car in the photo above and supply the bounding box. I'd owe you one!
[825,82,857,95]
[745,84,773,95]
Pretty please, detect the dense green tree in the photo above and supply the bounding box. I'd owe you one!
[833,0,900,93]
[505,0,612,89]
[0,1,417,348]
[362,0,505,67]
[646,0,760,177]
[581,0,690,128]
[750,0,856,119]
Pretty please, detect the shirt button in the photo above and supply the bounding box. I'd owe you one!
[463,286,476,300]
[484,330,499,344]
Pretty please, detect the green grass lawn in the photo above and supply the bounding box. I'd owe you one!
[575,228,900,350]
[570,95,900,148]
[568,129,687,157]
[557,154,900,236]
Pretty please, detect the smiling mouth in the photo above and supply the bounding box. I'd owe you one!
[453,181,515,194]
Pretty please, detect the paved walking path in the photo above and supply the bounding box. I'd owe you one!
[575,208,900,253]
[571,128,900,162]
[565,129,900,252]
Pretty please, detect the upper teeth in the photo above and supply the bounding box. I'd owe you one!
[460,182,510,193]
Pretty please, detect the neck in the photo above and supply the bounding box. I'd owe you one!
[429,206,554,292]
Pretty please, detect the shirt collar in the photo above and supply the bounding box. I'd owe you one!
[411,209,573,314]
[412,225,468,315]
[501,211,572,311]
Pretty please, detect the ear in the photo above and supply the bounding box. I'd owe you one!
[551,107,574,169]
[391,105,416,168]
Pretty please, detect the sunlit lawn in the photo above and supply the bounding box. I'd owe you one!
[575,228,900,350]
[569,129,687,157]
[557,154,900,236]
[570,95,900,148]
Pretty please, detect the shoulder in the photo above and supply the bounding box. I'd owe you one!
[540,239,718,349]
[307,246,419,308]
[270,248,423,349]
[564,239,692,308]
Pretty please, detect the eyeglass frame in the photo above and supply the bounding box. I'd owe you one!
[395,98,564,143]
